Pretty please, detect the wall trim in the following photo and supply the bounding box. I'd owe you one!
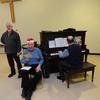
[89,53,100,55]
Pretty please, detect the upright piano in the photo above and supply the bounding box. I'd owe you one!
[40,28,89,78]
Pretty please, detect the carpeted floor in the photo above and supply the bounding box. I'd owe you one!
[0,54,100,100]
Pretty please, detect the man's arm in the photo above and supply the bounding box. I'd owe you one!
[1,33,5,44]
[58,49,69,58]
[16,32,21,53]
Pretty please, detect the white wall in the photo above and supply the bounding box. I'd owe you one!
[0,0,100,53]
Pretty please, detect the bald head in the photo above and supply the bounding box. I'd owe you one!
[67,35,74,44]
[6,22,13,32]
[6,22,13,26]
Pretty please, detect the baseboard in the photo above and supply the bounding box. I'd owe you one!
[89,53,100,55]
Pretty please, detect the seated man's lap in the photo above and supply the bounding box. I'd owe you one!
[21,68,42,89]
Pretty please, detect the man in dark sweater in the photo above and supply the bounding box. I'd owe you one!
[1,22,22,78]
[57,36,83,82]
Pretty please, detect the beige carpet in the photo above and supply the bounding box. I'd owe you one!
[0,54,100,100]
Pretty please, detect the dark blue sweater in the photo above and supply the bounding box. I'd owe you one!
[67,44,83,67]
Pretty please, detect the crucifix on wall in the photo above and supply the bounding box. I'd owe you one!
[0,0,21,23]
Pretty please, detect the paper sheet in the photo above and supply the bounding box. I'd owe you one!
[21,66,32,71]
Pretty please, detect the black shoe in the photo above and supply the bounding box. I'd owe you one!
[57,76,62,80]
[8,73,16,78]
[25,90,32,100]
[57,76,65,82]
[18,74,21,78]
[21,89,26,98]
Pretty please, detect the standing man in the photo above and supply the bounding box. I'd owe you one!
[1,22,22,78]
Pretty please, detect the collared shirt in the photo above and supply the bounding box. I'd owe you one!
[8,32,11,37]
[21,47,44,65]
[58,43,78,58]
[58,49,69,58]
[58,43,75,58]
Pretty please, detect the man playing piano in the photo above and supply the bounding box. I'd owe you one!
[57,35,83,82]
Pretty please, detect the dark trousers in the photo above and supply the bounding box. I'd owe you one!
[6,53,22,74]
[21,64,42,99]
[58,60,81,80]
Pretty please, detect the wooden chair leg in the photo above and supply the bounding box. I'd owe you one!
[67,73,70,88]
[84,71,87,80]
[92,67,95,82]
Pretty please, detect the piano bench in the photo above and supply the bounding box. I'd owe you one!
[64,62,96,88]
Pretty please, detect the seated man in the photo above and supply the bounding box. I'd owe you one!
[57,35,83,82]
[20,38,44,100]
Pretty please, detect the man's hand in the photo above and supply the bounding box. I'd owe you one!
[36,65,41,72]
[24,53,32,60]
[17,52,22,56]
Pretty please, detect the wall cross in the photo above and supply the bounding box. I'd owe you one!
[0,0,21,23]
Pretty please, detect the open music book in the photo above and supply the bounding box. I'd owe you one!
[49,37,68,48]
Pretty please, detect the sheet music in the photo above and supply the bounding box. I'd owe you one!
[21,66,32,71]
[55,37,68,47]
[55,38,63,47]
[49,40,55,48]
[48,37,68,48]
[63,38,68,47]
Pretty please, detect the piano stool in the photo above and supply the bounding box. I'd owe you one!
[64,62,96,88]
